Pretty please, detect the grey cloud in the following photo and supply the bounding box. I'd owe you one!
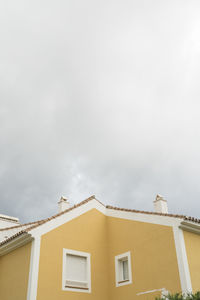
[1,0,200,222]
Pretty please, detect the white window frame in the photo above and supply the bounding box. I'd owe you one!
[115,251,132,287]
[62,249,91,293]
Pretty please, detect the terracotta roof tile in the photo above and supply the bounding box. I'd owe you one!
[106,205,200,223]
[106,205,187,219]
[184,216,200,224]
[0,230,28,246]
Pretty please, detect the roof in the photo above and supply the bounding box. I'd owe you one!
[0,195,97,246]
[106,205,200,223]
[0,195,200,247]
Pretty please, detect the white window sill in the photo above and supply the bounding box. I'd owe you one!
[117,279,132,287]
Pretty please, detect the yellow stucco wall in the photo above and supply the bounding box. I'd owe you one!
[107,217,181,300]
[37,208,181,300]
[183,231,200,292]
[37,209,109,300]
[0,242,32,300]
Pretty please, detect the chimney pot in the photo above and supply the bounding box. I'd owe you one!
[153,194,168,214]
[58,196,70,213]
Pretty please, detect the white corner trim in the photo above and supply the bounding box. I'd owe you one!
[27,236,41,300]
[115,251,132,287]
[173,226,192,294]
[62,248,91,293]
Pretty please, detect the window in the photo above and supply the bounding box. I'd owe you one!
[62,249,91,293]
[115,251,132,287]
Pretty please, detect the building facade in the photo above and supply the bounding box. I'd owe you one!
[0,195,200,300]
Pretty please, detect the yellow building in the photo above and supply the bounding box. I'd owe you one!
[0,195,200,300]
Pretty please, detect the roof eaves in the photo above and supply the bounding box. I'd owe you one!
[0,232,33,256]
[183,216,200,224]
[179,220,200,235]
[0,230,28,247]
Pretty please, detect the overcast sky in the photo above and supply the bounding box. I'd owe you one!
[1,0,200,222]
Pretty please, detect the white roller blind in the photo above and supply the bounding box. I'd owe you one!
[66,254,87,282]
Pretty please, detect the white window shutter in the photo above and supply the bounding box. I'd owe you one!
[66,254,87,282]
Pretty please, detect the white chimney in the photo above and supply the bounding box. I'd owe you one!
[58,196,70,213]
[153,194,168,214]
